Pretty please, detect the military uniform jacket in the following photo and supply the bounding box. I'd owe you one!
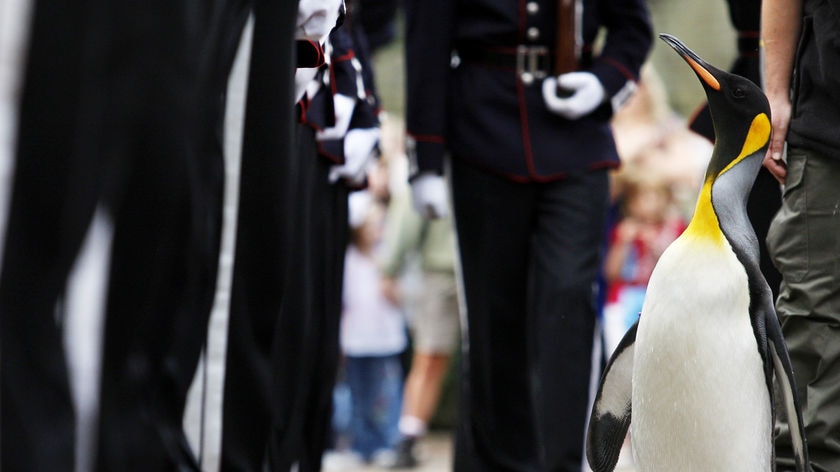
[300,25,380,165]
[404,0,652,182]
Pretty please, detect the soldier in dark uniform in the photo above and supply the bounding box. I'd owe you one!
[260,18,381,470]
[221,4,381,469]
[403,0,652,470]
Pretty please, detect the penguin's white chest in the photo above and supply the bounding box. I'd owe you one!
[631,237,771,471]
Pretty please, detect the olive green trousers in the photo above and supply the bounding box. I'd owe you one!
[768,147,840,472]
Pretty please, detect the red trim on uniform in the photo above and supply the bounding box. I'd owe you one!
[302,120,326,132]
[333,51,356,63]
[453,154,565,183]
[518,0,526,41]
[408,132,445,144]
[453,153,619,183]
[309,40,325,66]
[588,161,621,171]
[297,96,310,124]
[298,99,326,132]
[515,77,539,178]
[738,30,760,38]
[329,62,338,95]
[506,173,532,183]
[295,102,304,123]
[317,142,343,164]
[297,39,326,67]
[455,154,535,183]
[602,56,637,81]
[489,46,521,54]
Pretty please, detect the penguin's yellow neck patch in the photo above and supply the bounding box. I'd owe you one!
[683,113,771,244]
[720,113,772,175]
[684,179,724,244]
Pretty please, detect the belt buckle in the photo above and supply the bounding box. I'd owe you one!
[516,45,549,85]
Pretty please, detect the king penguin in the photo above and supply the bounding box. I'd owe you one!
[585,34,810,472]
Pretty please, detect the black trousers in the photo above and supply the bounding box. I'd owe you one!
[450,158,609,472]
[219,0,302,469]
[1,1,257,470]
[266,126,349,472]
[222,121,349,471]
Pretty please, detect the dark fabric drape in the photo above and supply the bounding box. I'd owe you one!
[220,0,299,469]
[1,0,253,469]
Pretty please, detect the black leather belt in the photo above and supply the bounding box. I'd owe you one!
[457,45,552,85]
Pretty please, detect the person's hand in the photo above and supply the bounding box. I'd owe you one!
[329,127,379,185]
[380,276,401,305]
[763,93,791,184]
[294,68,320,102]
[410,172,449,219]
[542,72,605,120]
[615,219,640,244]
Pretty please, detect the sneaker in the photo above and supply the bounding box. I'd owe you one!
[389,436,419,469]
[372,448,397,467]
[321,449,363,470]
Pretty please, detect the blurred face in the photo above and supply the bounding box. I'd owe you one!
[628,185,670,224]
[360,213,383,247]
[352,204,385,251]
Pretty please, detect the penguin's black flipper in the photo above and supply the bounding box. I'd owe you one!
[586,320,638,472]
[765,310,810,472]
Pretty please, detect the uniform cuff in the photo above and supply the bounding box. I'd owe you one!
[590,58,639,114]
[407,135,446,179]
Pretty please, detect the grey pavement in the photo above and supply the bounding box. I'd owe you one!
[322,431,454,472]
[320,431,638,472]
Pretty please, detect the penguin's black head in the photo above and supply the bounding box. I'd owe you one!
[660,34,771,252]
[659,33,771,183]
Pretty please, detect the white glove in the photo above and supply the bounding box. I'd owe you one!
[294,67,319,103]
[296,0,343,42]
[329,127,380,185]
[295,0,342,103]
[542,72,605,120]
[316,93,356,141]
[410,173,449,219]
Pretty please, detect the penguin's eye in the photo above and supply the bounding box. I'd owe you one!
[732,87,746,99]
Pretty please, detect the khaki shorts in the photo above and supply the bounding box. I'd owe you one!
[409,271,460,354]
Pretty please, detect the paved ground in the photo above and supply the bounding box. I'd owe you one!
[321,431,638,472]
[322,431,454,472]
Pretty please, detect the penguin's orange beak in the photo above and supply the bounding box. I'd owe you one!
[659,33,721,91]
